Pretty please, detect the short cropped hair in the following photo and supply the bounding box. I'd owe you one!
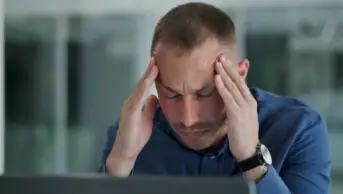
[151,2,236,55]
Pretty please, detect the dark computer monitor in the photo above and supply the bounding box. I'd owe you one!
[0,174,256,194]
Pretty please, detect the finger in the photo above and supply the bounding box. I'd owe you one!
[143,95,159,122]
[130,58,159,108]
[219,56,252,101]
[136,66,158,107]
[215,61,245,106]
[140,57,156,84]
[214,74,239,111]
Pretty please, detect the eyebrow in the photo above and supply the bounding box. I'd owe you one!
[159,82,178,93]
[158,80,213,94]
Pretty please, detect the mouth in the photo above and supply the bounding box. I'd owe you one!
[178,128,211,137]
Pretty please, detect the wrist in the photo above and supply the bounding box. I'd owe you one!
[236,142,272,177]
[106,148,137,177]
[233,140,260,162]
[243,165,267,182]
[234,147,256,162]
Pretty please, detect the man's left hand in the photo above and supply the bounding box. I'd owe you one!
[214,56,267,181]
[214,56,259,162]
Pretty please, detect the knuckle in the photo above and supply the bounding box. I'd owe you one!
[238,81,245,88]
[249,98,257,108]
[122,97,135,111]
[121,100,130,111]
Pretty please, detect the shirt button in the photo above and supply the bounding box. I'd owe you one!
[208,155,216,159]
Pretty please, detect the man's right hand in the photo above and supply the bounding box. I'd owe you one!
[106,57,159,176]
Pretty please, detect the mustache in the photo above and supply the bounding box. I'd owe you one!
[173,114,227,132]
[174,122,214,131]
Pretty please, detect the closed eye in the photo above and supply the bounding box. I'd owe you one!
[197,90,213,98]
[197,85,215,98]
[167,93,182,99]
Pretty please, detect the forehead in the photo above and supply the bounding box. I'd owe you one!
[155,38,222,66]
[155,39,228,91]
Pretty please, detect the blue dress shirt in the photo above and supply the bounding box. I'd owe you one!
[99,88,331,194]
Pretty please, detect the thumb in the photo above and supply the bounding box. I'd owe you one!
[144,94,159,122]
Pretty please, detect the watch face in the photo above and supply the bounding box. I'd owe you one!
[261,144,272,165]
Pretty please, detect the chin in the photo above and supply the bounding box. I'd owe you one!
[183,141,213,151]
[176,130,216,150]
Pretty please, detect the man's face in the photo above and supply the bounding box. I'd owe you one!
[154,38,243,150]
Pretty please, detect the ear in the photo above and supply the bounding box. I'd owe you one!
[237,59,250,80]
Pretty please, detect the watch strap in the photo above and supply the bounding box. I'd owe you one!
[237,144,265,172]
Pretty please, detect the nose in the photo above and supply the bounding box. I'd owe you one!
[180,96,201,128]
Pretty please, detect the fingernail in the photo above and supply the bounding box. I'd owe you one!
[220,56,226,62]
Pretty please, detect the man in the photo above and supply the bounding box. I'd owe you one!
[99,2,331,194]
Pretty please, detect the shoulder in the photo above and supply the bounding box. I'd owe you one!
[253,87,324,122]
[252,87,327,140]
[253,88,330,162]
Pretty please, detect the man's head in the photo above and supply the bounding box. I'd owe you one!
[152,2,250,150]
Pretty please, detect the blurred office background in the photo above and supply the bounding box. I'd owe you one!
[3,0,343,193]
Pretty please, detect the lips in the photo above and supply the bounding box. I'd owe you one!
[178,129,210,136]
[182,129,207,133]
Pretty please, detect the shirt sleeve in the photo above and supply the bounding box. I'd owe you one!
[256,113,331,194]
[98,122,119,173]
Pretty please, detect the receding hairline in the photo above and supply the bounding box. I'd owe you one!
[151,29,236,57]
[150,2,236,56]
[152,36,237,59]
